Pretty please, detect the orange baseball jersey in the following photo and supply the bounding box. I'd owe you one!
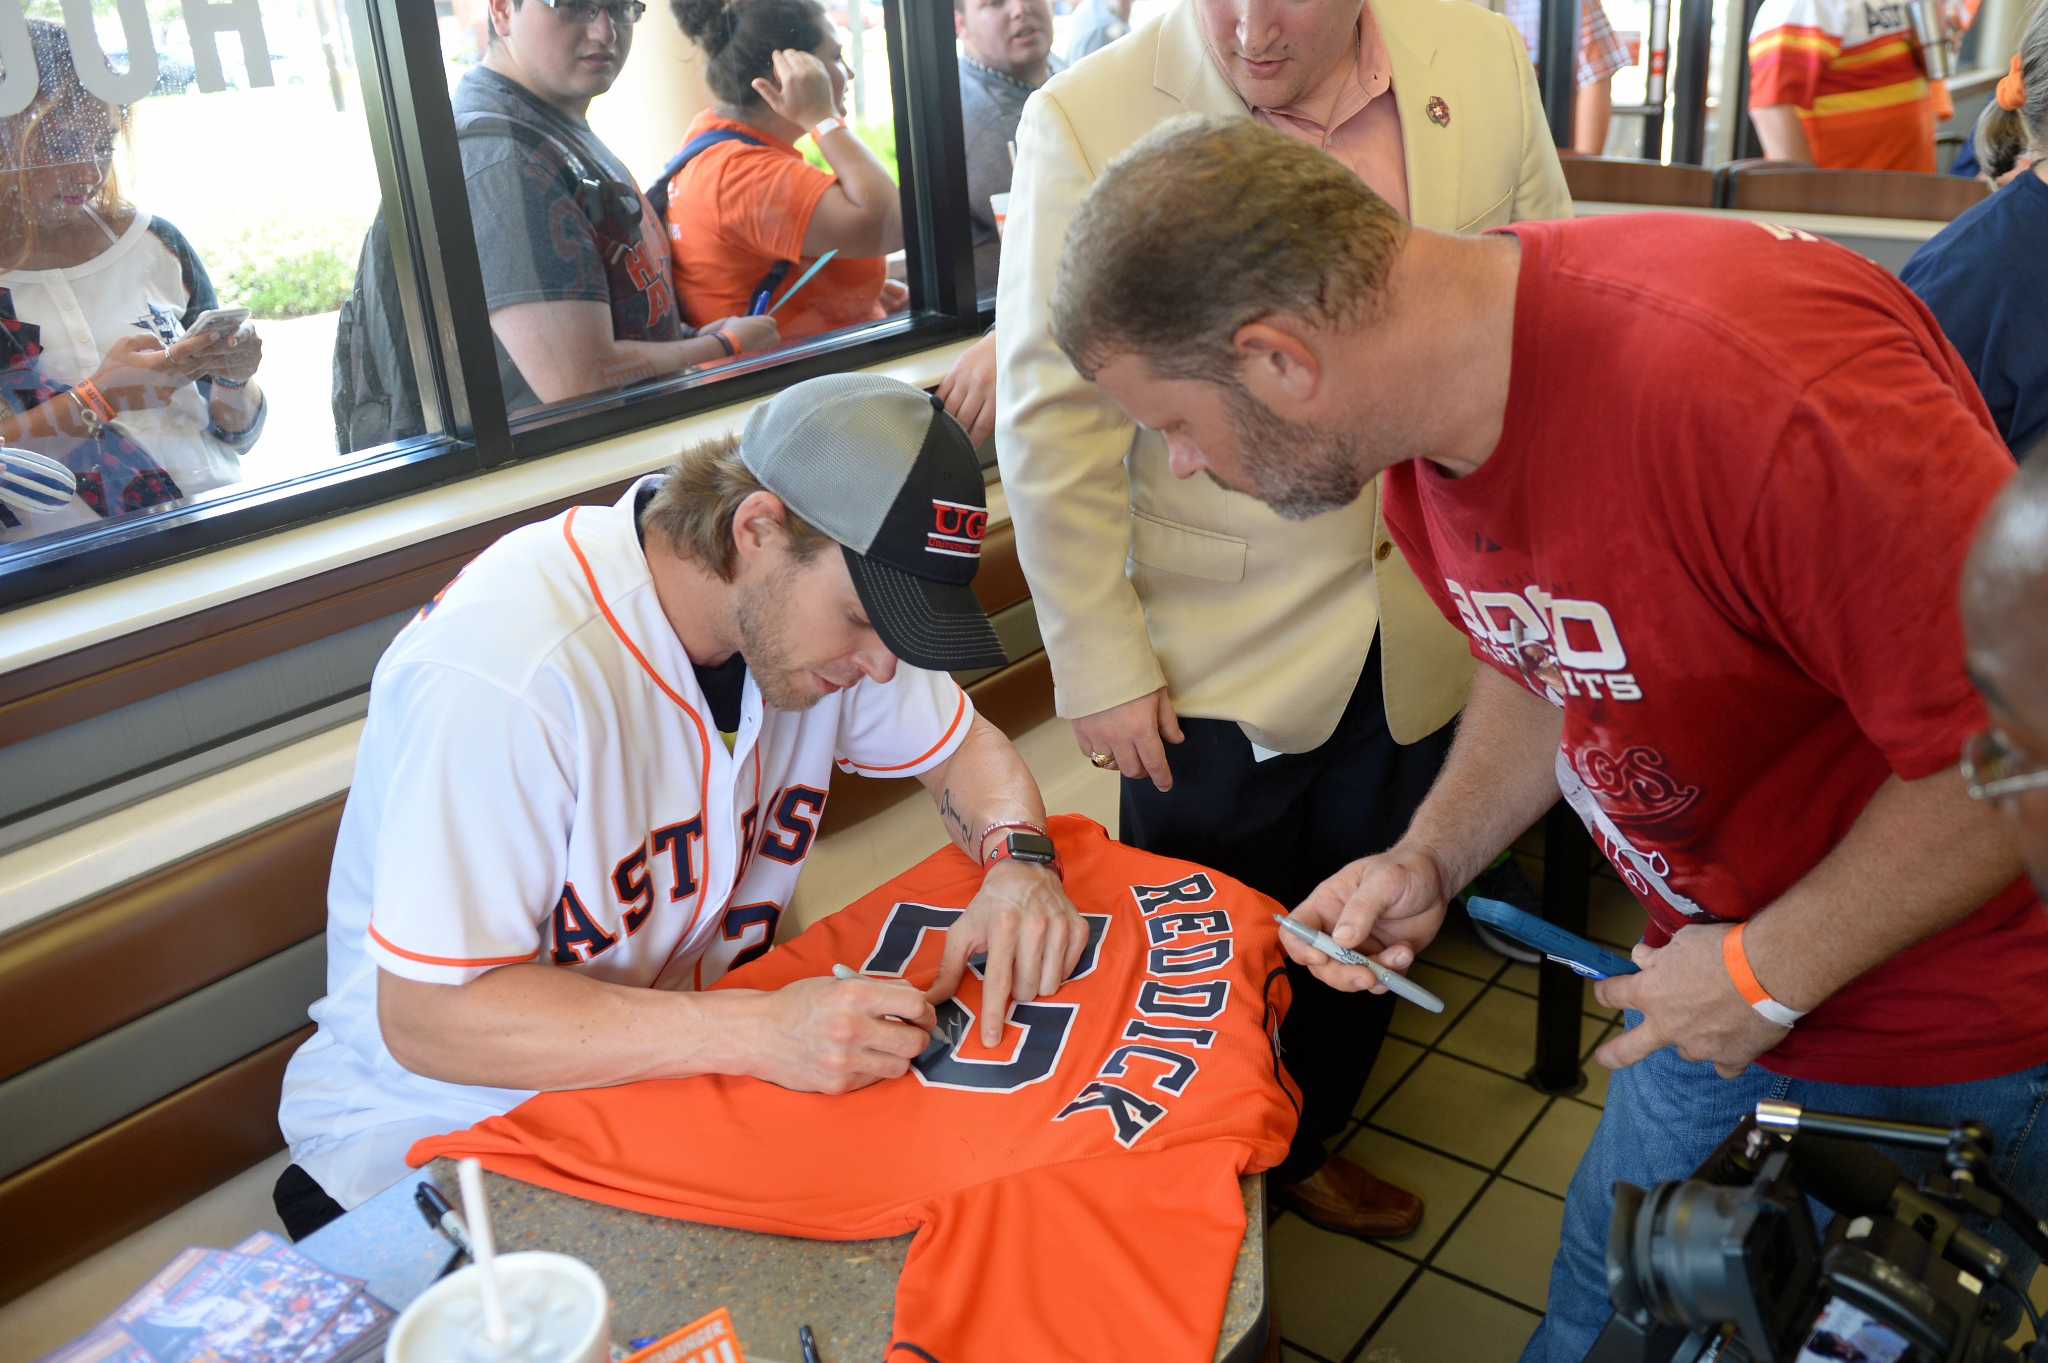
[1747,0,1936,171]
[412,816,1301,1362]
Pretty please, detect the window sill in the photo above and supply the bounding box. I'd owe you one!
[2,338,978,680]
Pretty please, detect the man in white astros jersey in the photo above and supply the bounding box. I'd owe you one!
[275,374,1087,1236]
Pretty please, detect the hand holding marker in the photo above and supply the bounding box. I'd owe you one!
[1273,914,1445,1012]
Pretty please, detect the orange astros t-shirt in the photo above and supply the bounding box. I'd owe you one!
[1748,0,1937,171]
[661,111,888,343]
[412,816,1300,1362]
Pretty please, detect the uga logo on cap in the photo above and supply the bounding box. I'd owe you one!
[928,498,988,559]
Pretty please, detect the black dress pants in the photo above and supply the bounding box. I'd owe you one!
[274,1162,347,1242]
[1119,640,1452,1184]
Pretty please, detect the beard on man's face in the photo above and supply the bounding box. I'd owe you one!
[733,560,828,713]
[1220,382,1367,521]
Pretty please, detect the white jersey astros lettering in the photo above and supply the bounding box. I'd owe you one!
[279,476,973,1208]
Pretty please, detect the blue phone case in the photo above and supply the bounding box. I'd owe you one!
[1464,895,1639,980]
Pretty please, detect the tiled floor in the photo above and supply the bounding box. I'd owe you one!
[1270,853,2048,1363]
[1270,852,1633,1363]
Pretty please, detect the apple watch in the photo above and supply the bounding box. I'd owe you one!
[985,830,1061,880]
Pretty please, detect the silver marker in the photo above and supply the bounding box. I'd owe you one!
[832,963,959,1062]
[1272,914,1445,1013]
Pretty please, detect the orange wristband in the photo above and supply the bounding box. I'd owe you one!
[1722,922,1805,1027]
[74,380,115,423]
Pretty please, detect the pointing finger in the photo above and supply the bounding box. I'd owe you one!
[980,917,1017,1047]
[925,931,970,1005]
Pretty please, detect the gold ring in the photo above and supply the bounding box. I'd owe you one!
[1087,751,1119,770]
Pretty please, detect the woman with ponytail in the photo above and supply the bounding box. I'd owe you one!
[661,0,907,343]
[1901,3,2047,459]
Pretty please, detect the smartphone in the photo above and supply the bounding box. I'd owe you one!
[183,306,250,342]
[1464,894,1640,980]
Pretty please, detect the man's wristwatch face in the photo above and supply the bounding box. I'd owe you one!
[1003,832,1058,865]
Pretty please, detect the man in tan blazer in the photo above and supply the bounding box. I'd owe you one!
[995,0,1569,1237]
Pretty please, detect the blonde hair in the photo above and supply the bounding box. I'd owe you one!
[640,433,834,580]
[0,20,132,271]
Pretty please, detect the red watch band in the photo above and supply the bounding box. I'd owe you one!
[977,819,1047,861]
[984,839,1063,881]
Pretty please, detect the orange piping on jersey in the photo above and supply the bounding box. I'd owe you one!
[564,508,717,981]
[838,688,970,773]
[368,921,540,969]
[682,742,768,993]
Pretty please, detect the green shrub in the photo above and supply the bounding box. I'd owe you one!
[802,121,898,180]
[216,223,363,320]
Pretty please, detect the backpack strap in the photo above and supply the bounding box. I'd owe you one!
[644,129,767,218]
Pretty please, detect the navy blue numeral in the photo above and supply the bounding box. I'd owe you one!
[861,903,965,975]
[914,1000,1077,1093]
[720,901,781,972]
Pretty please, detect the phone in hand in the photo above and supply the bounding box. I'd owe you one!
[182,307,250,343]
[1464,895,1640,980]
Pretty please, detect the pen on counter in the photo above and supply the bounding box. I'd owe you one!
[799,1323,823,1363]
[1271,913,1445,1013]
[415,1179,475,1261]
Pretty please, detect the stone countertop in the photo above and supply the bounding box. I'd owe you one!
[421,1161,1268,1362]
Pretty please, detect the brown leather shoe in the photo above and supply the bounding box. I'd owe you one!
[1275,1154,1424,1240]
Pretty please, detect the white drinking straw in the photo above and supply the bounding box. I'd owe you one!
[457,1158,510,1346]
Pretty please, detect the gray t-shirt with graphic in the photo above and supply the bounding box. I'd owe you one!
[453,67,681,415]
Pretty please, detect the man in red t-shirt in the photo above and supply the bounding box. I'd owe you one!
[1047,117,2048,1361]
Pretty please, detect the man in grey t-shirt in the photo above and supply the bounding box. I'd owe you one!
[955,0,1059,298]
[933,0,1060,448]
[457,0,775,417]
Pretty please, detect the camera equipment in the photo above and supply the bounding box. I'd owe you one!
[1589,1101,2048,1363]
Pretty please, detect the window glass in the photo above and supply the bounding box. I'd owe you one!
[432,0,913,434]
[953,0,1062,310]
[0,1,426,551]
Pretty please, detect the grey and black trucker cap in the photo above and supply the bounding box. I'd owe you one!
[739,373,1008,672]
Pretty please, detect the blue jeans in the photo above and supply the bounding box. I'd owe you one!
[1519,1014,2048,1363]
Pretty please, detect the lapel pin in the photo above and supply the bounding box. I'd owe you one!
[1427,95,1451,127]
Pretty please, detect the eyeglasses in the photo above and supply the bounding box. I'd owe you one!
[1961,727,2048,801]
[536,0,648,26]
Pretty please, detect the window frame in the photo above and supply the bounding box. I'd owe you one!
[0,0,990,614]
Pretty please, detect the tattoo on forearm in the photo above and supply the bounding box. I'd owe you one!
[938,786,973,851]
